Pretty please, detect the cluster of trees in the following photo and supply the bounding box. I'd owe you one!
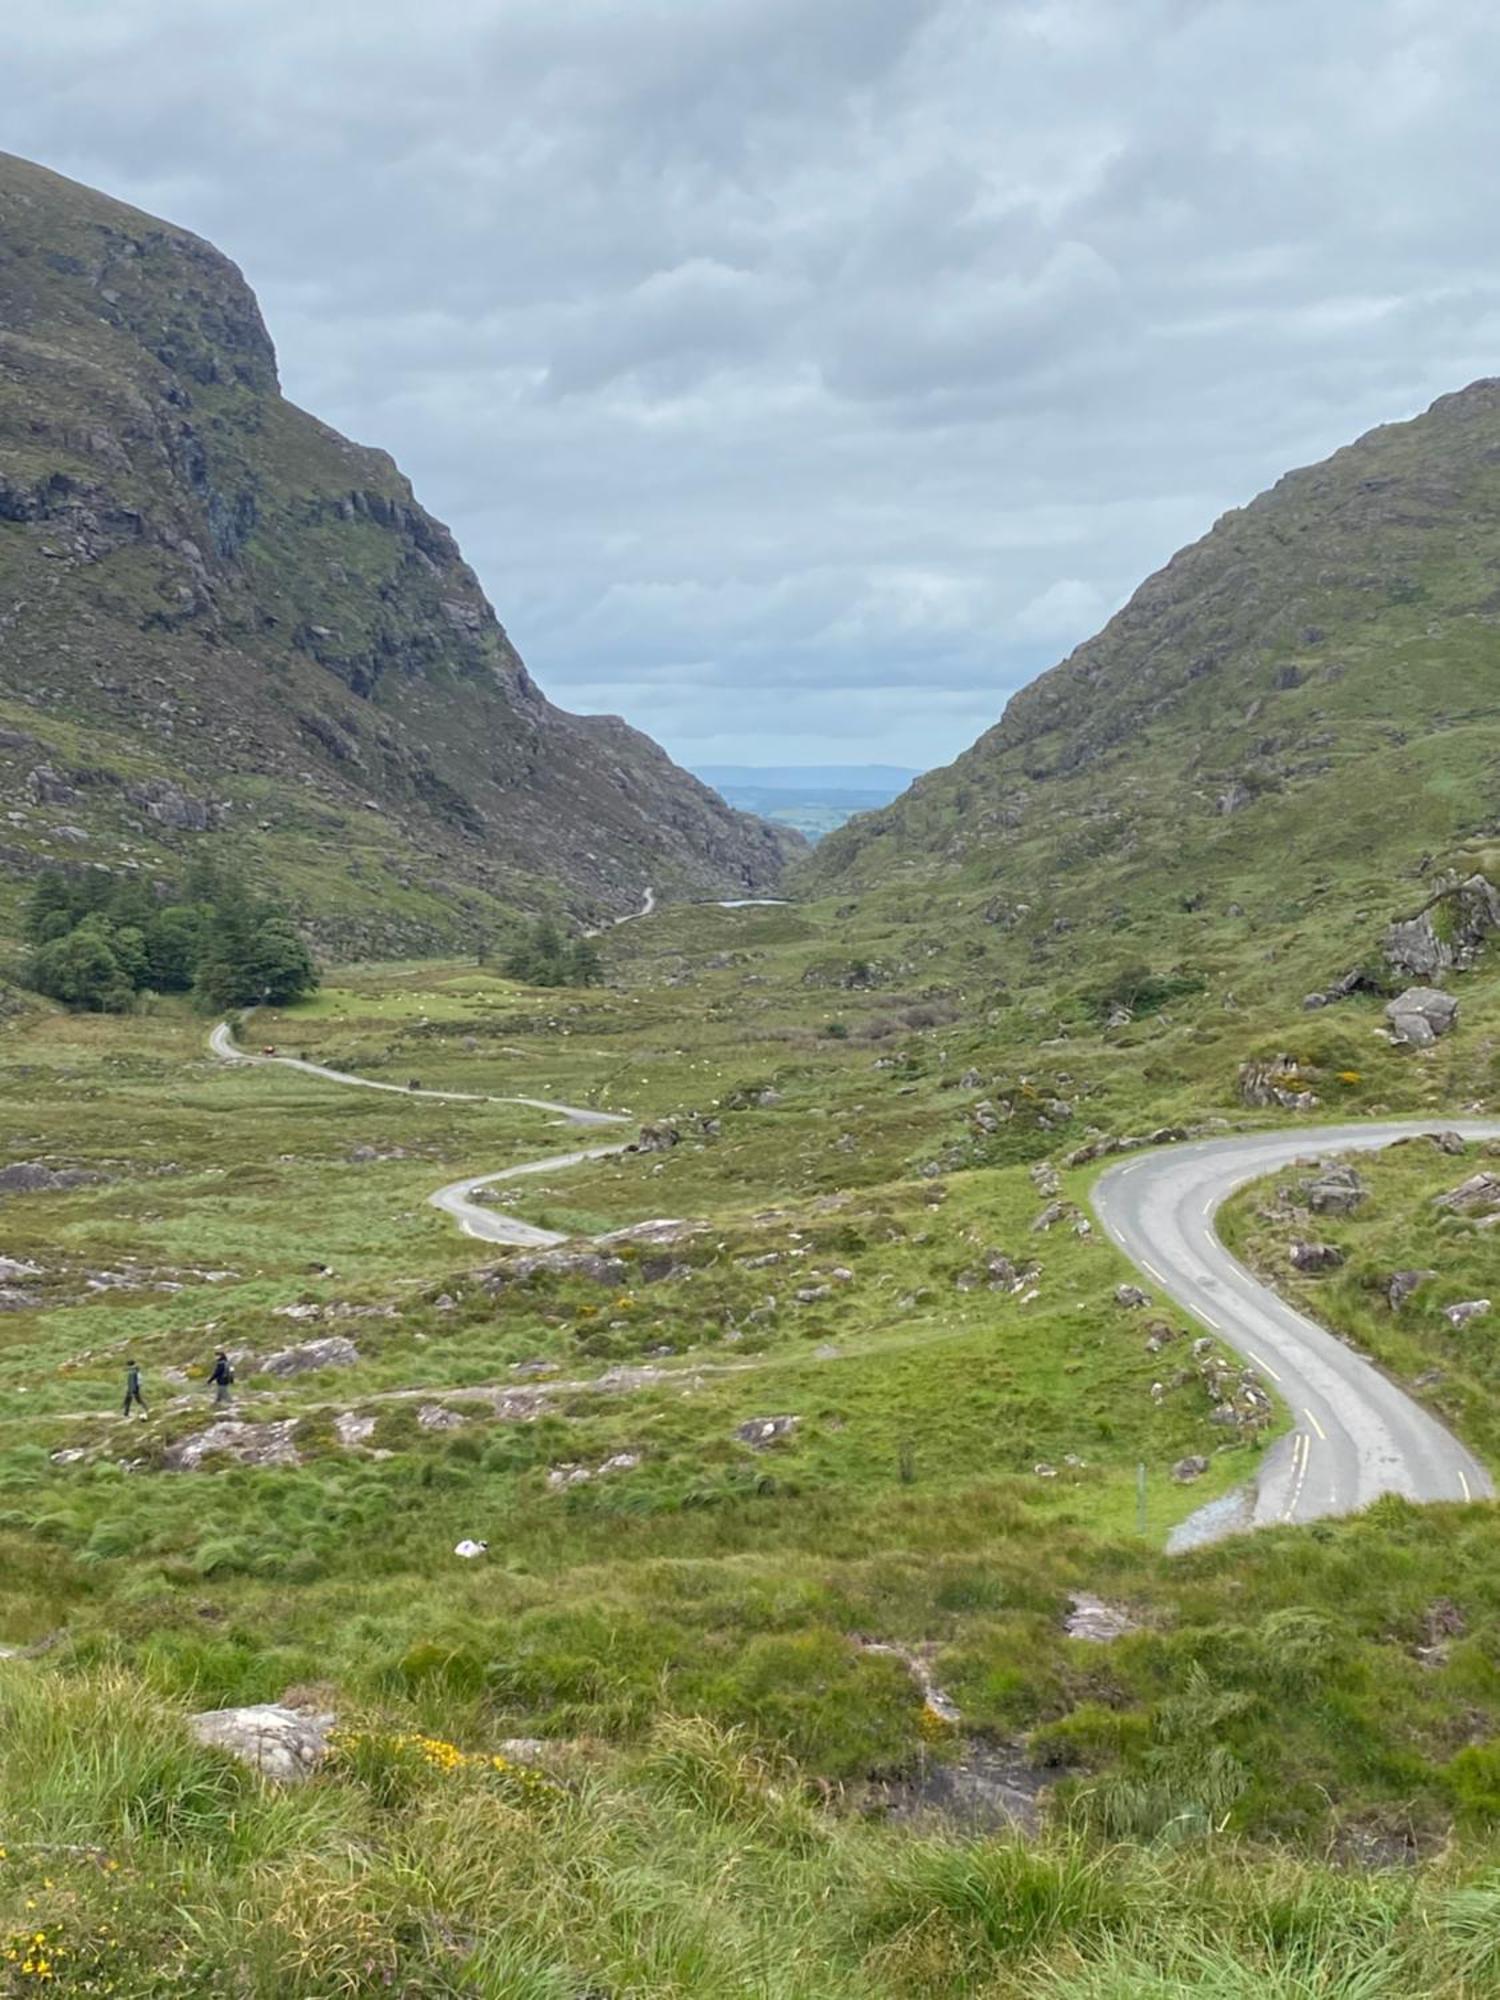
[24,859,318,1013]
[497,917,604,988]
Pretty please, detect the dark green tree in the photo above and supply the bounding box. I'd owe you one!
[30,918,133,1012]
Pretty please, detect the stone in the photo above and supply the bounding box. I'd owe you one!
[453,1539,488,1558]
[1290,1241,1345,1272]
[334,1411,376,1448]
[1171,1455,1209,1483]
[0,1161,98,1194]
[1386,875,1500,980]
[632,1124,680,1154]
[1239,1056,1318,1112]
[735,1415,798,1447]
[970,1100,1003,1134]
[1115,1284,1151,1309]
[959,1068,985,1089]
[1444,1300,1492,1328]
[496,1247,628,1286]
[1064,1593,1140,1641]
[188,1703,333,1783]
[546,1450,640,1490]
[1434,1173,1500,1217]
[164,1420,301,1471]
[417,1403,466,1430]
[794,1285,832,1304]
[1385,986,1458,1047]
[260,1335,360,1378]
[1434,1132,1470,1156]
[1302,1164,1367,1215]
[1388,1269,1436,1310]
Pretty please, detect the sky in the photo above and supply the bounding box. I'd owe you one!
[4,2,1498,775]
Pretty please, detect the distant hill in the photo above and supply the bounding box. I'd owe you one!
[695,764,919,842]
[805,381,1500,960]
[0,152,799,955]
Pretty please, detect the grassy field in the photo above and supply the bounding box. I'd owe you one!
[2,901,1499,1994]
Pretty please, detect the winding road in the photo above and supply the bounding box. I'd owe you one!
[210,1019,1497,1533]
[1093,1121,1499,1533]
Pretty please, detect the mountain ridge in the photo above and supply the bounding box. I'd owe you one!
[0,150,799,954]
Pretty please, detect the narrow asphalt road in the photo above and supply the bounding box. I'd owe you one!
[1093,1120,1500,1533]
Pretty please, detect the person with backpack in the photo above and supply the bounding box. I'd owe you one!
[122,1360,147,1418]
[209,1351,234,1407]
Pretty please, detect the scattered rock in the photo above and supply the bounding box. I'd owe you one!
[1444,1300,1492,1329]
[188,1703,333,1783]
[794,1285,832,1304]
[260,1336,360,1378]
[1434,1173,1500,1218]
[1172,1456,1209,1483]
[736,1415,798,1447]
[334,1411,376,1448]
[1301,1163,1367,1215]
[1388,1269,1436,1310]
[546,1451,641,1491]
[1385,986,1458,1048]
[1114,1284,1151,1309]
[417,1403,466,1431]
[1064,1594,1140,1642]
[1290,1241,1345,1272]
[164,1420,301,1471]
[632,1124,680,1154]
[1433,1132,1470,1156]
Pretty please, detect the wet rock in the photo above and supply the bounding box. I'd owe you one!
[188,1703,333,1783]
[1444,1299,1492,1329]
[1386,986,1458,1048]
[1172,1455,1209,1483]
[1388,1269,1436,1310]
[164,1420,301,1471]
[735,1414,798,1447]
[1064,1594,1140,1642]
[260,1336,360,1378]
[1290,1241,1345,1272]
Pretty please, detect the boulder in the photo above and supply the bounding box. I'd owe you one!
[735,1415,798,1448]
[1238,1057,1318,1112]
[188,1702,333,1783]
[1302,1164,1367,1215]
[1290,1241,1345,1273]
[1065,1593,1140,1641]
[0,1161,99,1194]
[1444,1300,1492,1329]
[1171,1455,1209,1483]
[632,1124,680,1154]
[1386,874,1500,980]
[260,1336,360,1378]
[1115,1284,1151,1309]
[1385,986,1458,1047]
[1434,1172,1500,1217]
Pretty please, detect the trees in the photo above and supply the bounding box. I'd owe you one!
[23,863,317,1012]
[500,918,605,988]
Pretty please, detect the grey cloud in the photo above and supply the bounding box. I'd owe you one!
[2,0,1497,769]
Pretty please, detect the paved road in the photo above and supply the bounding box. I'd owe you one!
[428,1145,630,1247]
[1093,1121,1500,1532]
[209,1020,626,1128]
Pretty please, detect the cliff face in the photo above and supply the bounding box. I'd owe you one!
[0,152,798,953]
[807,380,1500,916]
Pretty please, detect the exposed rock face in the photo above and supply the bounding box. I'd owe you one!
[1386,987,1459,1047]
[0,1162,99,1194]
[1064,1594,1141,1642]
[735,1415,799,1447]
[1239,1057,1319,1112]
[1388,1269,1436,1310]
[1301,1163,1367,1214]
[1435,1172,1500,1223]
[188,1702,333,1782]
[1291,1241,1345,1272]
[1386,875,1500,980]
[0,151,798,950]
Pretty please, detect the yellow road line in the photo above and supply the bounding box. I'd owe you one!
[1304,1407,1327,1441]
[1459,1469,1472,1502]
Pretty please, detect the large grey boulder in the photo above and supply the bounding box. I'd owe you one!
[1302,1163,1367,1215]
[188,1703,333,1782]
[1386,875,1500,980]
[1444,1300,1492,1329]
[1386,987,1459,1047]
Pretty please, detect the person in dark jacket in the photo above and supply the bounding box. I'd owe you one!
[122,1360,147,1418]
[209,1351,234,1407]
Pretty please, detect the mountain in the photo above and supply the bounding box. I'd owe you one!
[0,152,799,955]
[806,381,1500,950]
[694,764,920,842]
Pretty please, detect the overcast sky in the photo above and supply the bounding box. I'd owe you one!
[5,2,1498,774]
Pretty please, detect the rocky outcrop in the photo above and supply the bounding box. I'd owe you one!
[1386,875,1500,980]
[259,1336,360,1378]
[0,151,797,951]
[163,1419,301,1471]
[1291,1241,1345,1272]
[1444,1300,1492,1329]
[1386,987,1459,1047]
[188,1702,333,1782]
[1239,1057,1319,1112]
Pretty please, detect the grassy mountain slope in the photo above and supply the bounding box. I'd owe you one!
[0,152,798,954]
[808,381,1500,974]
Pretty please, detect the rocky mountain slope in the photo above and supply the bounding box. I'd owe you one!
[0,152,798,954]
[808,381,1500,963]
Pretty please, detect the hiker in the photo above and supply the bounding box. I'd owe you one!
[209,1350,234,1407]
[122,1360,147,1418]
